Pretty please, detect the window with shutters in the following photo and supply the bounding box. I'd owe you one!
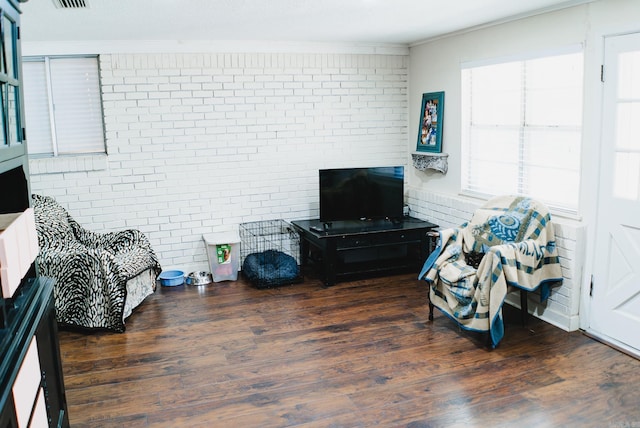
[461,47,584,212]
[22,55,105,156]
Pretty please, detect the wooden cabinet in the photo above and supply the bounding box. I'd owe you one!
[1,278,69,428]
[0,0,31,219]
[0,207,69,428]
[0,0,27,164]
[0,0,68,425]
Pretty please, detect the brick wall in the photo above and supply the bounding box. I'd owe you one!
[29,52,409,272]
[407,187,584,331]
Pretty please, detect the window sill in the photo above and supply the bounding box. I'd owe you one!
[28,154,108,175]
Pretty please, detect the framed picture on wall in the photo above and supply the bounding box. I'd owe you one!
[416,91,444,153]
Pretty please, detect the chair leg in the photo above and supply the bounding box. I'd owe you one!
[429,301,434,321]
[520,289,528,327]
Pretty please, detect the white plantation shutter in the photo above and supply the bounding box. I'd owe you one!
[461,48,583,212]
[49,57,104,154]
[23,56,105,156]
[22,61,53,155]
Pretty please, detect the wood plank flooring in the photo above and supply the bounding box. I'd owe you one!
[57,273,640,427]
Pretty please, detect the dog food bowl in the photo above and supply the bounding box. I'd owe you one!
[158,270,184,287]
[186,271,213,286]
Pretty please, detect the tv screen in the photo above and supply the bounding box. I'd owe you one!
[319,166,404,222]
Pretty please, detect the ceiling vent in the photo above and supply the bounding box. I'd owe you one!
[52,0,89,8]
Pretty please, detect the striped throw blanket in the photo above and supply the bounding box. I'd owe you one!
[419,195,563,347]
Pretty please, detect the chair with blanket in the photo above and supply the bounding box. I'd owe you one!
[419,195,563,347]
[32,194,162,332]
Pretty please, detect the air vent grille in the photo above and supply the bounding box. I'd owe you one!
[52,0,89,8]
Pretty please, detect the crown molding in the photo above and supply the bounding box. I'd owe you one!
[22,39,410,57]
[409,0,597,47]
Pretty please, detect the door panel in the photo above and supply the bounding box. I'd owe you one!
[589,32,640,355]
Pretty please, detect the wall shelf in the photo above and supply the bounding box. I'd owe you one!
[411,152,448,174]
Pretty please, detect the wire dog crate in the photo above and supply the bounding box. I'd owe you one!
[239,219,301,288]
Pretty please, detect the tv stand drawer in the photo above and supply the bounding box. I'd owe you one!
[335,230,422,250]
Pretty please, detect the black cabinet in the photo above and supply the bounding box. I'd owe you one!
[0,0,30,217]
[0,2,69,425]
[292,217,438,286]
[0,278,69,428]
[0,0,27,167]
[0,393,18,428]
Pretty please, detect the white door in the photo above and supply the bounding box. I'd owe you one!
[589,32,640,356]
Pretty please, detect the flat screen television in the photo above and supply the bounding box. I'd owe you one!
[319,166,404,222]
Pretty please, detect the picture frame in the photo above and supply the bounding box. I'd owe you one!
[416,91,444,153]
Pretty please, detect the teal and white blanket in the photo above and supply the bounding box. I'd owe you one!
[419,195,563,347]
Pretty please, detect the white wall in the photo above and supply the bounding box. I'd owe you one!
[406,0,640,331]
[407,5,590,196]
[28,51,410,272]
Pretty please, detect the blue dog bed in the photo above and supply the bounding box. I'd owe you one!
[242,249,300,288]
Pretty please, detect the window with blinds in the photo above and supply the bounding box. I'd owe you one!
[461,48,584,212]
[22,56,105,156]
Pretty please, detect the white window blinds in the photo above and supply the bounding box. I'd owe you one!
[22,56,105,156]
[22,60,52,155]
[461,49,584,212]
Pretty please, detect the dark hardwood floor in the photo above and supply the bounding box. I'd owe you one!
[58,273,640,427]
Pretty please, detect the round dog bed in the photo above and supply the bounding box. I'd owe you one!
[242,249,300,288]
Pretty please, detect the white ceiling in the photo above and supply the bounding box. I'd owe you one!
[20,0,593,46]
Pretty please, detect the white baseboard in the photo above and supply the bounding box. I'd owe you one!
[504,294,580,332]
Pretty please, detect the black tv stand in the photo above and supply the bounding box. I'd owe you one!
[310,222,333,233]
[291,217,438,286]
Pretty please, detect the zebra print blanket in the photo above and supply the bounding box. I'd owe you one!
[32,194,162,332]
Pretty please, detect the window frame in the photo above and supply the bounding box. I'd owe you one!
[22,54,106,157]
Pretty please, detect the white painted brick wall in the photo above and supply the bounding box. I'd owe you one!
[29,52,409,273]
[407,186,585,332]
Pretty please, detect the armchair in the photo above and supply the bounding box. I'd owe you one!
[32,194,162,332]
[419,195,563,347]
